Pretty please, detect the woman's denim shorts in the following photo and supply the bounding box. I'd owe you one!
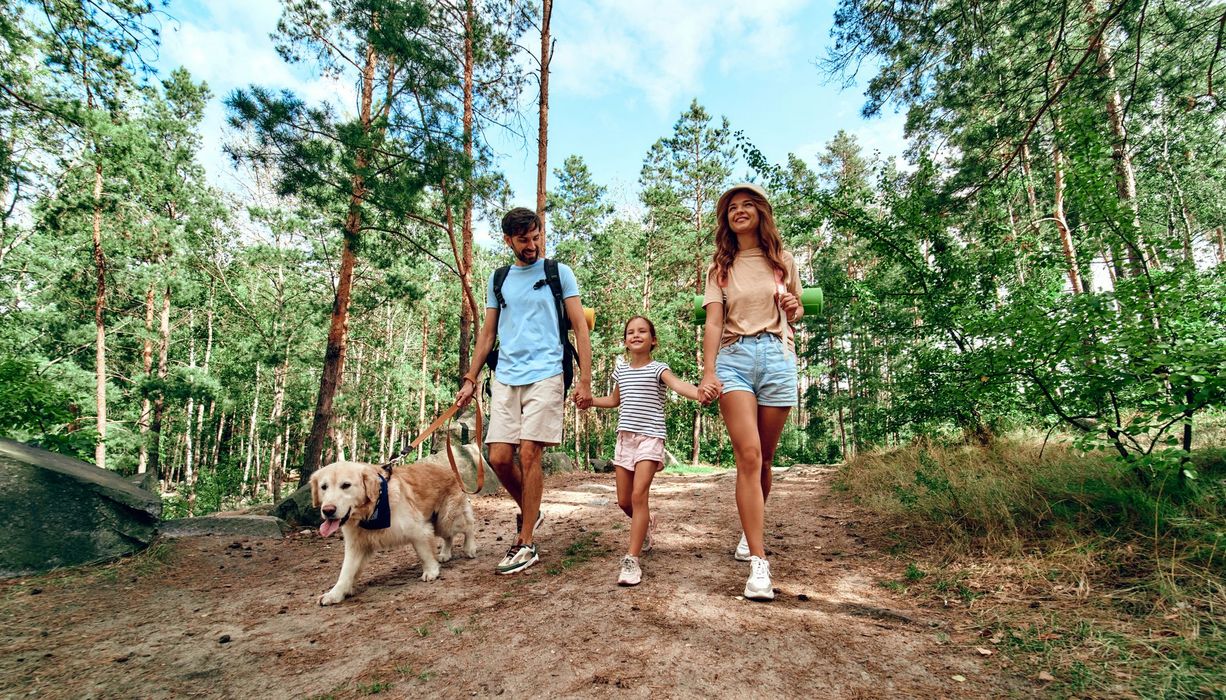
[714,333,797,407]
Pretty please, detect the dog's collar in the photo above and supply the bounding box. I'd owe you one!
[358,475,391,531]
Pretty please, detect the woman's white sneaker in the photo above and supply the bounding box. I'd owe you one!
[618,555,642,586]
[734,532,751,561]
[744,556,775,601]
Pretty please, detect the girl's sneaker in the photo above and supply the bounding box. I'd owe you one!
[734,532,751,561]
[617,555,642,586]
[744,556,774,601]
[643,514,657,553]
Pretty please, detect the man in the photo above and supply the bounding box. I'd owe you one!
[456,207,592,574]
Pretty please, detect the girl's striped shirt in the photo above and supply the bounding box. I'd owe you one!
[612,359,669,438]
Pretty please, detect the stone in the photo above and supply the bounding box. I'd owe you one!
[589,457,613,473]
[273,483,317,528]
[541,452,575,474]
[0,439,161,577]
[160,515,290,539]
[419,443,501,495]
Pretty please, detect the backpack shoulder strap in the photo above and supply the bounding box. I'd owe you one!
[491,265,511,310]
[543,259,568,328]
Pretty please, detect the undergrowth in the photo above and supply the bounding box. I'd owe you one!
[838,435,1226,698]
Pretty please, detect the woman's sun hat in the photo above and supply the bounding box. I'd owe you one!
[719,182,769,202]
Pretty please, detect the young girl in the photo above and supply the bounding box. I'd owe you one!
[589,316,700,586]
[698,183,803,602]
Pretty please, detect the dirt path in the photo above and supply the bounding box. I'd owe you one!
[1,467,1025,699]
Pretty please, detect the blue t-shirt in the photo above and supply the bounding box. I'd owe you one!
[486,259,580,386]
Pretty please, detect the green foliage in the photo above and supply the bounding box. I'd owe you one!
[0,356,96,459]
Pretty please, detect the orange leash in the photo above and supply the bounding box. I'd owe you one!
[402,391,485,495]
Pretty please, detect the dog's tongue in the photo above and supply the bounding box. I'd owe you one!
[319,519,340,537]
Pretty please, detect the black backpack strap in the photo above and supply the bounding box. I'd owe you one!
[544,259,577,393]
[491,265,511,309]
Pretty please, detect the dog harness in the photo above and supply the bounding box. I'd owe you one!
[358,475,392,531]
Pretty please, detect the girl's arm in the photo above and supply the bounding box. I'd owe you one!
[588,384,620,409]
[661,369,700,401]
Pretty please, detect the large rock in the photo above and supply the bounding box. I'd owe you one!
[160,514,290,539]
[541,452,576,474]
[420,443,501,495]
[274,483,318,528]
[430,409,481,453]
[0,439,161,577]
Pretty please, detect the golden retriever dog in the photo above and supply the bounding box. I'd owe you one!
[310,460,477,606]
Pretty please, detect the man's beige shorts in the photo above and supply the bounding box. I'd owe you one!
[485,374,565,446]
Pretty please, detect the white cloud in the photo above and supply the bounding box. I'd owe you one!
[549,0,808,115]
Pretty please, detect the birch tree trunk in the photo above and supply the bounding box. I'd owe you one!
[91,162,107,468]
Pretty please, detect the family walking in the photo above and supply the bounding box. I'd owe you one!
[456,182,804,601]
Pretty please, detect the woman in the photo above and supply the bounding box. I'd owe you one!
[698,183,803,601]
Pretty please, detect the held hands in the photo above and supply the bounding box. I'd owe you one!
[697,375,722,405]
[570,379,593,410]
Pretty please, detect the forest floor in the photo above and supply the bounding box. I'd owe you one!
[2,466,1116,699]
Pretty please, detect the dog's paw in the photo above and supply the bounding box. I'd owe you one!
[463,543,477,559]
[421,566,440,582]
[318,589,348,606]
[437,548,453,563]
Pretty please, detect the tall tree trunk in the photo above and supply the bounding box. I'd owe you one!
[458,0,477,376]
[828,319,847,460]
[185,309,197,515]
[148,286,171,484]
[418,314,429,460]
[1086,0,1145,276]
[138,283,154,474]
[195,285,214,474]
[1052,137,1085,294]
[1215,226,1225,265]
[91,163,107,468]
[536,0,553,239]
[301,42,377,485]
[243,363,261,498]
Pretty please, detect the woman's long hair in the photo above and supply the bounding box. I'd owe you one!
[711,187,787,286]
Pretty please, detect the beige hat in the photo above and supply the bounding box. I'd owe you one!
[715,180,765,202]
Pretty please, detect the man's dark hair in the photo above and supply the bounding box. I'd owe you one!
[501,207,541,237]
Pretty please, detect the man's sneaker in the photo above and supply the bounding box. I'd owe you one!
[617,555,642,586]
[642,514,657,554]
[734,532,751,561]
[515,510,545,537]
[744,555,775,601]
[495,543,539,575]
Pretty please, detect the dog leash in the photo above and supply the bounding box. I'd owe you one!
[381,388,486,495]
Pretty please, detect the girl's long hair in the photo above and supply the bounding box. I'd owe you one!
[711,187,787,286]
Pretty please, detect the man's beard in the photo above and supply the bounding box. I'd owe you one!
[515,249,538,264]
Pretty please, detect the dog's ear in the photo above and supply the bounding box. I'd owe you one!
[310,470,321,509]
[363,465,382,505]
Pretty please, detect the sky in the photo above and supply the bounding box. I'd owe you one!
[156,0,908,233]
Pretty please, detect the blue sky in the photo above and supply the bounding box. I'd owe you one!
[157,0,907,227]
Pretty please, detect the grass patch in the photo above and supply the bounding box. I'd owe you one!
[838,433,1226,697]
[545,531,608,575]
[662,462,725,475]
[357,680,393,694]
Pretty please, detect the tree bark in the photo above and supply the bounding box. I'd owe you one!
[301,42,376,485]
[148,285,171,484]
[1215,226,1225,265]
[536,0,553,239]
[91,163,107,468]
[138,283,154,474]
[458,0,477,376]
[185,309,196,515]
[1052,139,1084,294]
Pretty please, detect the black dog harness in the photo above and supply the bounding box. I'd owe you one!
[357,475,391,531]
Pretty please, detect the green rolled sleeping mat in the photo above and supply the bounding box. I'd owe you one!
[693,287,823,324]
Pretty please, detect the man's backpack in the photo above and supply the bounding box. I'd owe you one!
[484,258,577,393]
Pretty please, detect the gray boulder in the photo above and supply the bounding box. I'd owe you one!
[590,457,613,473]
[420,443,501,495]
[430,409,481,453]
[160,514,289,539]
[541,452,576,474]
[0,439,161,577]
[274,482,317,528]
